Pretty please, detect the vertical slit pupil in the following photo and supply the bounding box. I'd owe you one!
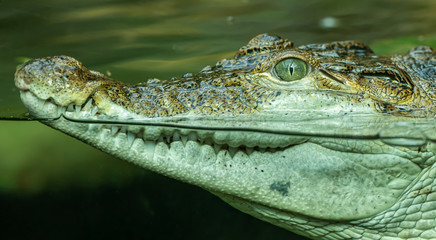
[289,64,294,76]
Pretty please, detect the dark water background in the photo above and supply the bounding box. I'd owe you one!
[0,0,435,239]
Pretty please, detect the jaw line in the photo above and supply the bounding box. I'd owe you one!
[18,90,303,158]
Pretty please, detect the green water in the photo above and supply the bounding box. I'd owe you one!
[0,0,435,239]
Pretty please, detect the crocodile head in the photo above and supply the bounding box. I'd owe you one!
[14,34,436,239]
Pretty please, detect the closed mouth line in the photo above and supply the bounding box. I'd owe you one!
[22,90,290,158]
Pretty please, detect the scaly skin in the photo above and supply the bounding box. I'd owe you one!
[14,34,436,239]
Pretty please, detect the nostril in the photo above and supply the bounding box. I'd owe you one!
[14,58,55,90]
[21,58,46,75]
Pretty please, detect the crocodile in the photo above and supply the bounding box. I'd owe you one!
[14,34,436,239]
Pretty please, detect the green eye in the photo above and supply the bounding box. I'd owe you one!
[274,58,307,81]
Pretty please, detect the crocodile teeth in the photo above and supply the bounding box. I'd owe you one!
[84,98,93,110]
[120,126,127,134]
[213,144,222,155]
[181,135,188,145]
[173,131,181,141]
[23,92,289,161]
[228,147,238,158]
[259,147,266,153]
[127,132,135,147]
[246,147,254,155]
[67,104,74,112]
[36,92,287,158]
[188,132,197,141]
[111,125,119,135]
[144,141,155,160]
[91,106,99,116]
[75,104,81,115]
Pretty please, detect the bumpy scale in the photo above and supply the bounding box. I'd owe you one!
[14,34,436,239]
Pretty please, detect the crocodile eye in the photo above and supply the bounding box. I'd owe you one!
[274,58,307,81]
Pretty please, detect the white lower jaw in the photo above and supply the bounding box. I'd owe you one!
[19,90,427,231]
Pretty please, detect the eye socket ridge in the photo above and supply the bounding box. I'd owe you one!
[274,58,308,82]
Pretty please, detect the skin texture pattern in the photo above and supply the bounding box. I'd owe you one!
[14,34,435,239]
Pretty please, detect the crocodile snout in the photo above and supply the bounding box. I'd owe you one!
[14,56,109,106]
